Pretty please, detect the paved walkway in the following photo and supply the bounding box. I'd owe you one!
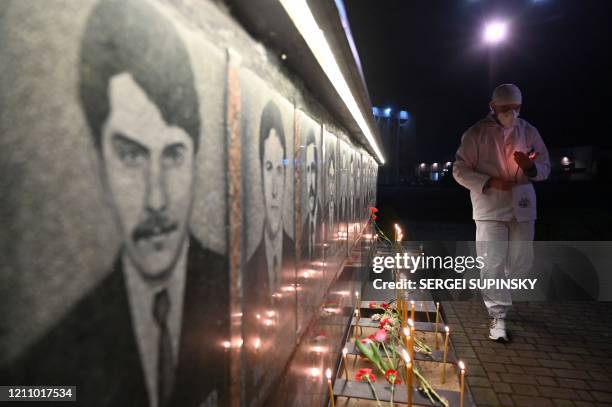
[443,300,612,406]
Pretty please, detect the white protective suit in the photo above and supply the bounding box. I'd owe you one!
[453,113,550,318]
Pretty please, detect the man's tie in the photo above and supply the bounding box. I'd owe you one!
[309,219,315,258]
[153,289,174,407]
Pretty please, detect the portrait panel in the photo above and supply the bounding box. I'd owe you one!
[0,0,230,406]
[239,67,296,407]
[296,110,325,333]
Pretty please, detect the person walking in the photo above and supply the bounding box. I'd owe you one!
[453,84,550,342]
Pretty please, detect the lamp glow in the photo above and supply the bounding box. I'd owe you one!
[278,0,385,163]
[484,21,508,44]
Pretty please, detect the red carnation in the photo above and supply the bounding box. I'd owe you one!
[385,368,401,385]
[369,207,379,214]
[355,368,376,383]
[369,301,378,309]
[381,302,390,310]
[379,318,390,329]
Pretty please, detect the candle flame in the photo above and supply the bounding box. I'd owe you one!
[325,368,333,380]
[445,326,450,333]
[342,347,348,356]
[408,318,414,327]
[459,360,465,371]
[402,327,410,338]
[222,340,231,349]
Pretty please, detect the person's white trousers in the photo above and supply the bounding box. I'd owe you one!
[475,219,535,318]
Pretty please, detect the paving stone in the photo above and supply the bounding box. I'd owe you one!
[491,382,512,394]
[536,376,558,386]
[482,362,507,373]
[576,390,595,401]
[470,386,500,406]
[511,383,540,397]
[497,393,514,406]
[540,359,575,369]
[521,366,555,376]
[556,378,589,390]
[505,364,524,374]
[501,373,535,385]
[467,376,491,387]
[511,356,541,367]
[592,392,612,403]
[512,395,554,407]
[552,369,591,380]
[538,386,580,400]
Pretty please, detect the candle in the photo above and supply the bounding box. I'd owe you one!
[408,318,415,362]
[402,327,410,348]
[410,300,415,322]
[354,308,361,339]
[442,326,450,383]
[326,368,335,407]
[459,361,466,407]
[424,302,431,323]
[401,349,413,407]
[434,302,440,350]
[342,347,349,380]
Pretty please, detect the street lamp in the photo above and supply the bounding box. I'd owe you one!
[483,21,508,45]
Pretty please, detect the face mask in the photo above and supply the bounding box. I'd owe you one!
[497,109,518,128]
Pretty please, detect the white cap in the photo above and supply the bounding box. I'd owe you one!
[492,84,522,105]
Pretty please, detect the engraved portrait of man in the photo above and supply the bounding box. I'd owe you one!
[2,1,229,406]
[304,130,319,261]
[326,145,336,241]
[243,100,295,405]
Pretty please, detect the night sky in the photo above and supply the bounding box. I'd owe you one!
[344,0,612,161]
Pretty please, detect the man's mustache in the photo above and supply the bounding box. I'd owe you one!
[132,213,178,242]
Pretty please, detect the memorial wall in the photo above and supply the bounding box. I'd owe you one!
[0,0,379,405]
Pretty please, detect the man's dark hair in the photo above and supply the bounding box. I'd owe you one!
[305,130,318,171]
[259,100,286,168]
[79,0,200,152]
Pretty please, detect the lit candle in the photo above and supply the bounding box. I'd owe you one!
[442,326,450,383]
[326,368,335,407]
[354,308,361,339]
[402,327,410,348]
[342,347,349,380]
[459,361,466,407]
[434,302,440,350]
[410,300,415,322]
[401,349,413,407]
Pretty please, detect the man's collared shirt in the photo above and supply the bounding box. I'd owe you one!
[123,241,188,407]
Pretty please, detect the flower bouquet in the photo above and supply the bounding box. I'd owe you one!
[354,301,449,406]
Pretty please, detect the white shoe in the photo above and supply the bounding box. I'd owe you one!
[488,318,509,342]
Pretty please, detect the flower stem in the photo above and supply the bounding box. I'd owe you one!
[366,378,383,407]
